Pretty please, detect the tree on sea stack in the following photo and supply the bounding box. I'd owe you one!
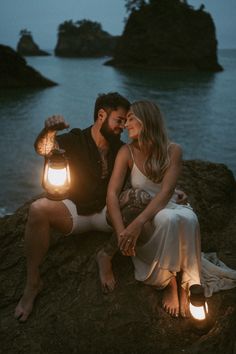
[19,28,32,37]
[125,0,147,13]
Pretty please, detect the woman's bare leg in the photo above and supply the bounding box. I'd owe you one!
[162,276,179,317]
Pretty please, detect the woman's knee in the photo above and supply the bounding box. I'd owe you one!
[183,210,199,228]
[154,209,178,227]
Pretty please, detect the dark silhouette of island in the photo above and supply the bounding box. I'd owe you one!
[0,45,57,88]
[106,0,223,71]
[54,19,118,57]
[17,29,50,56]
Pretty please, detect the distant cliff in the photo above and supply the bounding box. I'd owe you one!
[17,30,50,56]
[106,0,223,72]
[0,45,57,88]
[55,19,118,57]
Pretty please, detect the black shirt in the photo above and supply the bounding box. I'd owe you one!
[57,126,123,215]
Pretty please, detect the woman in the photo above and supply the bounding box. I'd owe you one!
[106,100,201,318]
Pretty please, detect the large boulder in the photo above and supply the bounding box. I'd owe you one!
[55,19,118,57]
[0,45,57,88]
[17,33,50,56]
[0,160,236,353]
[106,0,223,72]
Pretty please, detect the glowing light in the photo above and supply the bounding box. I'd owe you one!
[189,302,209,320]
[42,149,71,200]
[47,167,67,186]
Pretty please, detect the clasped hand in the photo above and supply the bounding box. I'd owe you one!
[118,220,143,256]
[45,115,70,131]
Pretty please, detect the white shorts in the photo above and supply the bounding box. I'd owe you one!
[62,199,112,235]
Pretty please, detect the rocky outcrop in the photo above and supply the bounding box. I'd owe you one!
[17,33,50,56]
[106,0,223,72]
[0,160,236,353]
[55,19,118,57]
[0,45,57,88]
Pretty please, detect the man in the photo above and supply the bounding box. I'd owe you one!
[14,92,130,322]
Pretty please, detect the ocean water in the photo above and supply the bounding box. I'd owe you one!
[0,49,236,216]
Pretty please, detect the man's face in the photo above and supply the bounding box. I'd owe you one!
[100,107,127,142]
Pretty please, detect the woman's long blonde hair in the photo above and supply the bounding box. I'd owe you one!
[131,100,170,182]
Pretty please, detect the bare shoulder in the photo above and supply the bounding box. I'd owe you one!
[117,144,132,159]
[168,142,183,160]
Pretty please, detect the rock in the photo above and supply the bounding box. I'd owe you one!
[0,45,57,88]
[17,32,50,56]
[55,19,119,57]
[0,160,236,353]
[106,0,223,72]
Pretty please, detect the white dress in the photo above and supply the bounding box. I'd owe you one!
[129,149,201,290]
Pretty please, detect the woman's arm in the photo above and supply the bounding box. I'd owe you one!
[106,145,130,241]
[120,144,182,253]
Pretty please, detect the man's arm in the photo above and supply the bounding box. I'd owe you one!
[34,115,70,156]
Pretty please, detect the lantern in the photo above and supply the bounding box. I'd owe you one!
[189,284,212,333]
[189,284,208,320]
[42,148,71,200]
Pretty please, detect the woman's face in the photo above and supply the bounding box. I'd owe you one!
[125,110,143,140]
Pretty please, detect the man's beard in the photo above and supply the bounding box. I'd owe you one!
[100,118,122,144]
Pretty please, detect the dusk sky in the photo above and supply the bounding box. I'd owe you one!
[0,0,235,50]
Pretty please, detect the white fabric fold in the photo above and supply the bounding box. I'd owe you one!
[201,252,236,297]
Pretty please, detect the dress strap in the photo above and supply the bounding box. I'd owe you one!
[127,144,135,162]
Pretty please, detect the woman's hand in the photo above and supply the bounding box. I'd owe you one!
[118,219,143,256]
[175,189,188,205]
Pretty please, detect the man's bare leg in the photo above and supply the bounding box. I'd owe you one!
[162,276,179,317]
[14,198,72,322]
[96,248,116,293]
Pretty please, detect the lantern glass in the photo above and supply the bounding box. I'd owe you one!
[189,302,208,320]
[47,166,68,186]
[42,149,71,200]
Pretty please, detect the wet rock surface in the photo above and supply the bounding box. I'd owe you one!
[0,160,236,354]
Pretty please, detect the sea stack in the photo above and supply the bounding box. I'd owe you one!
[0,45,57,88]
[17,29,50,56]
[55,19,118,57]
[106,0,223,72]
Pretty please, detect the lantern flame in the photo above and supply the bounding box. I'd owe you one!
[189,302,208,320]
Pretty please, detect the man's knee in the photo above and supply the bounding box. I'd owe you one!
[28,198,51,222]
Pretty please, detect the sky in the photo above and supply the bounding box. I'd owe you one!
[0,0,235,50]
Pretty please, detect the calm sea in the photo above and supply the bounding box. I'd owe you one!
[0,49,236,216]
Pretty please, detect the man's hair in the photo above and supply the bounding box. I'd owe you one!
[94,92,130,122]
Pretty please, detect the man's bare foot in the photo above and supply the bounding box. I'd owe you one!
[162,277,179,317]
[179,286,190,318]
[14,280,43,322]
[96,249,116,293]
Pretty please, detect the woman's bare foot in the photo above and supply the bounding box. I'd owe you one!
[96,249,116,293]
[14,280,43,322]
[162,277,179,317]
[179,286,190,318]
